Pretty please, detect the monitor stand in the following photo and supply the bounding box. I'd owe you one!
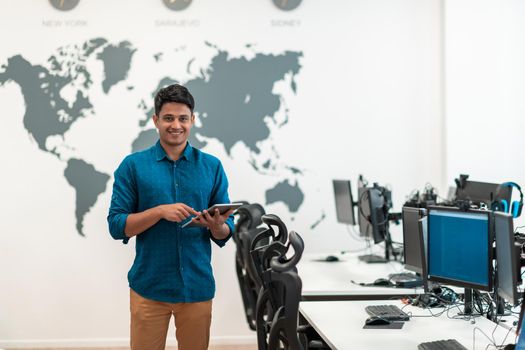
[462,288,473,315]
[458,288,480,316]
[358,254,387,263]
[358,225,395,264]
[495,300,511,317]
[493,293,511,318]
[357,211,401,264]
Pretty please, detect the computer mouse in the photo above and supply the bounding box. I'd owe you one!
[373,278,393,286]
[325,255,340,262]
[365,316,391,326]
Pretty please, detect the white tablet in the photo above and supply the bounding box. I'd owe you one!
[181,203,243,228]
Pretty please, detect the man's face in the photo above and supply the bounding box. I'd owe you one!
[153,102,194,148]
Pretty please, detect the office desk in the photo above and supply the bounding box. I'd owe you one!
[299,252,422,300]
[300,300,517,350]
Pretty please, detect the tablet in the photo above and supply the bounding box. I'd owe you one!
[181,203,243,228]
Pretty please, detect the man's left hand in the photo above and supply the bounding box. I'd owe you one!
[191,208,234,239]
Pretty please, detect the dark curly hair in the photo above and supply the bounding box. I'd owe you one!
[154,84,195,115]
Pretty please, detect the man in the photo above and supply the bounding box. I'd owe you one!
[107,84,235,350]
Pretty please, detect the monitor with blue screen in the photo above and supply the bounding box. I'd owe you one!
[426,206,492,291]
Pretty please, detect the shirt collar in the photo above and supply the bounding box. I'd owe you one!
[181,141,194,161]
[155,140,194,162]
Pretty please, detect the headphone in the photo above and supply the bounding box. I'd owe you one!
[358,184,391,226]
[491,182,523,218]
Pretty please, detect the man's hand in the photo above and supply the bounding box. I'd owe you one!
[125,203,197,237]
[192,208,234,239]
[159,203,198,223]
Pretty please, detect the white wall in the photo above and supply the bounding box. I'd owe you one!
[0,0,454,347]
[444,0,525,228]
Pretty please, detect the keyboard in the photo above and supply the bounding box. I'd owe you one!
[418,339,468,350]
[364,304,410,321]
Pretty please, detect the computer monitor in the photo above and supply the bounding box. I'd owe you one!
[333,180,356,225]
[357,183,372,238]
[360,186,388,244]
[495,211,520,306]
[427,206,492,291]
[402,207,427,274]
[456,180,512,207]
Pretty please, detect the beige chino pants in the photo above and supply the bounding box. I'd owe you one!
[130,289,212,350]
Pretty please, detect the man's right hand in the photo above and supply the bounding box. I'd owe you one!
[158,203,199,223]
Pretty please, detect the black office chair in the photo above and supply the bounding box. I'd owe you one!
[250,214,289,291]
[255,248,292,347]
[233,203,267,330]
[241,214,290,349]
[234,202,262,234]
[266,230,304,350]
[254,230,327,350]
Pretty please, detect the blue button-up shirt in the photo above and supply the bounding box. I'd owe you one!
[107,141,234,303]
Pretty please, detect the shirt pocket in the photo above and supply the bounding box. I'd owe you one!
[183,189,209,212]
[137,174,173,208]
[181,176,214,211]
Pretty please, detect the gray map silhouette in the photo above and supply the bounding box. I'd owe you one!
[0,38,311,236]
[0,38,133,235]
[132,46,305,218]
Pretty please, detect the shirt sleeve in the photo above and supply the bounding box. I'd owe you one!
[208,161,234,247]
[107,157,137,244]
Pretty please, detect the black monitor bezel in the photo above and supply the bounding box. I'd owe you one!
[426,205,493,291]
[494,211,520,306]
[332,179,356,225]
[402,206,426,274]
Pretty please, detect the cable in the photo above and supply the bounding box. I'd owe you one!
[358,190,371,224]
[409,304,458,318]
[490,313,502,347]
[358,188,390,227]
[405,188,419,203]
[490,314,517,350]
[344,225,365,242]
[497,325,516,349]
[474,326,497,350]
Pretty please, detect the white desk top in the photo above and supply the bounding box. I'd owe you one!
[300,300,517,350]
[299,252,422,300]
